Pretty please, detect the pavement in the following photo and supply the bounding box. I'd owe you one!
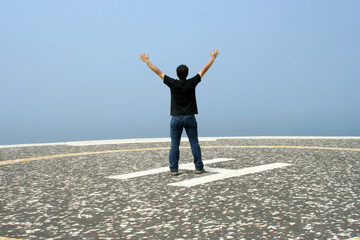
[0,137,359,240]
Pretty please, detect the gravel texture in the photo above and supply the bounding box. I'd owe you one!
[0,137,359,239]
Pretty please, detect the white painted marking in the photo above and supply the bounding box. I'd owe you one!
[215,136,360,140]
[169,162,293,187]
[67,137,217,146]
[2,136,359,148]
[0,137,217,148]
[108,166,170,180]
[107,158,293,187]
[107,158,233,180]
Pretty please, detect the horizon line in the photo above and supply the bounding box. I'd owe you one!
[1,136,359,148]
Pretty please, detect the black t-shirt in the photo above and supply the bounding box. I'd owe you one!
[164,74,201,116]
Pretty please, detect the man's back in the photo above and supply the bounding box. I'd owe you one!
[164,74,201,116]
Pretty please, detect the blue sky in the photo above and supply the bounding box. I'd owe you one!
[1,0,359,145]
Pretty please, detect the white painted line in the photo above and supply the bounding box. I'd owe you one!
[0,137,218,148]
[0,142,68,148]
[67,137,218,146]
[2,136,359,148]
[108,167,169,180]
[107,158,234,180]
[216,136,360,140]
[169,162,293,187]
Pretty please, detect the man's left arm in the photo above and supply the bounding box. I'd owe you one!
[139,51,165,80]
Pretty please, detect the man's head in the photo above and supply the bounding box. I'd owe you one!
[176,64,189,80]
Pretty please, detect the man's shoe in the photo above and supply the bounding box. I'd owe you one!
[168,170,179,176]
[194,169,205,174]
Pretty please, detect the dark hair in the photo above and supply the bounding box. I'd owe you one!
[176,64,189,80]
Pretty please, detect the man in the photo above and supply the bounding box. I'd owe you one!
[139,49,220,175]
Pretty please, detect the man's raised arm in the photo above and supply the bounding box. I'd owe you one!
[198,49,220,78]
[139,51,165,80]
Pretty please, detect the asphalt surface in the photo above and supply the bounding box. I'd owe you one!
[0,137,359,240]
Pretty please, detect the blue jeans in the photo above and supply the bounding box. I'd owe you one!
[169,115,203,172]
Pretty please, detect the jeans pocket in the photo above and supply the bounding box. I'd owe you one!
[187,115,197,128]
[171,116,181,129]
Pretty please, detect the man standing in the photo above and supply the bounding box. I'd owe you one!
[139,49,220,175]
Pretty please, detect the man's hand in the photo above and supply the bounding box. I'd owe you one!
[139,51,165,80]
[210,49,220,59]
[139,51,149,62]
[198,49,220,78]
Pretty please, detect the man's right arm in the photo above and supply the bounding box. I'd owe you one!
[198,49,220,78]
[139,51,165,80]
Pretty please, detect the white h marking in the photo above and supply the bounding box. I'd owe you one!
[107,158,232,180]
[107,158,293,187]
